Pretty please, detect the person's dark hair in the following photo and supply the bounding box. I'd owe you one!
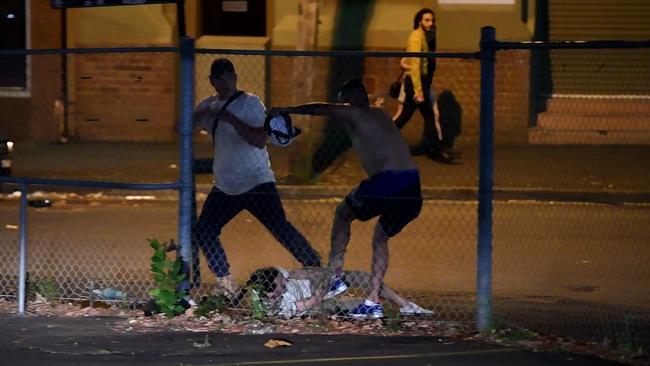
[210,58,236,79]
[413,8,435,30]
[231,267,281,307]
[337,78,369,107]
[248,267,281,294]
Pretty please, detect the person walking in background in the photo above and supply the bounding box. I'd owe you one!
[192,58,322,296]
[270,79,423,319]
[392,57,444,143]
[393,8,453,164]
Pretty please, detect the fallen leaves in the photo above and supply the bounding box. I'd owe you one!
[0,298,646,365]
[264,338,293,348]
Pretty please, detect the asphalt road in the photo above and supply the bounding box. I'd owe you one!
[0,316,622,366]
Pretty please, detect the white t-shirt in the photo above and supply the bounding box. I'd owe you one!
[278,277,312,318]
[200,92,275,195]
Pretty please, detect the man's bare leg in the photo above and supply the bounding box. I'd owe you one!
[368,222,389,303]
[433,101,442,141]
[345,270,409,308]
[328,202,355,278]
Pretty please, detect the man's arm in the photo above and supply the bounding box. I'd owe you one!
[288,269,330,312]
[193,97,218,131]
[220,109,267,149]
[406,31,425,102]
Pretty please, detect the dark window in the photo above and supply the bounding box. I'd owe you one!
[201,0,266,37]
[0,0,26,89]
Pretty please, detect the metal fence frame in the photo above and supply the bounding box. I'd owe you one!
[1,26,649,334]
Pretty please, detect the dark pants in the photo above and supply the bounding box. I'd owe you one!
[393,75,440,151]
[193,182,321,277]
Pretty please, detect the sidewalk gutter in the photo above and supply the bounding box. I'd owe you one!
[2,182,649,204]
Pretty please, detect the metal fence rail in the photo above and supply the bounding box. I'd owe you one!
[488,32,650,347]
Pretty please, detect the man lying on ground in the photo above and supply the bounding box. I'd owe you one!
[236,266,434,319]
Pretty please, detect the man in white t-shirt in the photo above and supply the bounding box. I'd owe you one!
[192,58,321,295]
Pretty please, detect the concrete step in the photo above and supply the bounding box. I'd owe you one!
[542,98,650,115]
[529,128,650,145]
[537,114,650,130]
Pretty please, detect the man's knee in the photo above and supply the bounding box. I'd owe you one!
[373,223,390,243]
[334,202,355,222]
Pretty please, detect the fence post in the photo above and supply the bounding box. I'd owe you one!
[477,26,496,332]
[178,37,195,293]
[18,181,28,315]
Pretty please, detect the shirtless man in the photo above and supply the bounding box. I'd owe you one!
[270,79,422,319]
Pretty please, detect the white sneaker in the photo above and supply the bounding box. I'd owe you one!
[185,296,198,307]
[349,299,384,319]
[323,277,349,300]
[400,301,435,316]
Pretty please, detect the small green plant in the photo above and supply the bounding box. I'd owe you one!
[498,328,539,342]
[37,278,60,304]
[25,272,37,301]
[382,305,404,332]
[615,314,638,353]
[195,294,230,318]
[488,316,507,333]
[148,239,186,318]
[246,283,269,320]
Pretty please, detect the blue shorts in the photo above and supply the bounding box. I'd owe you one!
[345,170,422,237]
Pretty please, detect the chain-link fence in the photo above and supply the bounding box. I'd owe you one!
[491,41,650,347]
[0,46,481,322]
[1,34,649,347]
[190,49,479,320]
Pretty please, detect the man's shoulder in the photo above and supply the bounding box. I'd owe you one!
[241,91,261,102]
[408,29,422,40]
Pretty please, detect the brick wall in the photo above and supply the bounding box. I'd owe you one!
[67,50,178,142]
[269,50,530,147]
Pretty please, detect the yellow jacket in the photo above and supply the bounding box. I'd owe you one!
[405,28,429,97]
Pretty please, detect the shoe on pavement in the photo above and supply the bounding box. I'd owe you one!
[324,276,349,300]
[400,301,434,316]
[429,150,455,164]
[349,299,384,319]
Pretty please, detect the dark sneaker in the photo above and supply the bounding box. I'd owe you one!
[349,299,384,319]
[409,144,428,156]
[429,150,455,164]
[324,277,349,300]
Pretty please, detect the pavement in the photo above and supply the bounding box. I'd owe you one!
[4,141,650,203]
[0,315,623,366]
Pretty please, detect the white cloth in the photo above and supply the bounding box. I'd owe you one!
[205,92,275,195]
[278,277,312,318]
[275,266,290,279]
